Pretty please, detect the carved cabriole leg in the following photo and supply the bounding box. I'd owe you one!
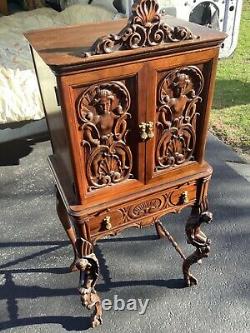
[183,176,213,287]
[191,176,211,216]
[56,188,77,272]
[182,245,210,287]
[75,222,103,328]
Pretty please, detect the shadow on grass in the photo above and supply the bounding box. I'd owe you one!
[213,79,250,109]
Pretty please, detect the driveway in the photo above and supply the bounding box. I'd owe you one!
[0,134,249,332]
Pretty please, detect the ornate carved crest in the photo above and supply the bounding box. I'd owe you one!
[84,0,197,57]
[155,66,204,170]
[77,81,133,191]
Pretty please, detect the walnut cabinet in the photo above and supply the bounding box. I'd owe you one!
[25,0,226,327]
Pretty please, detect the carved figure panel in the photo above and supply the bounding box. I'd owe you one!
[155,66,204,170]
[77,81,133,191]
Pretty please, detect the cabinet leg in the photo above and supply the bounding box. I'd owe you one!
[155,205,212,288]
[183,207,213,287]
[75,238,103,328]
[154,220,186,260]
[56,189,77,272]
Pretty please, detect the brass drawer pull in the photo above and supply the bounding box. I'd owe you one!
[181,191,189,204]
[103,216,112,230]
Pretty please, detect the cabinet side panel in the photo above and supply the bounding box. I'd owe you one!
[194,53,219,162]
[32,49,75,202]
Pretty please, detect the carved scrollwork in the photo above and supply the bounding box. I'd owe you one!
[77,81,133,191]
[83,0,198,57]
[185,211,212,248]
[127,197,165,219]
[155,66,204,170]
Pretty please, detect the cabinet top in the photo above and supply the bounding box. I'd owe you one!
[25,1,226,73]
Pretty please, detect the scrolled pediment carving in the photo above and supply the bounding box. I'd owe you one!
[83,0,198,57]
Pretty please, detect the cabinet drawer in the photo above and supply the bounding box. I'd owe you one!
[87,181,197,237]
[169,183,197,206]
[87,210,124,235]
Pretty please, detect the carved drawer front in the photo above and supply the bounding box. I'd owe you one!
[87,181,197,237]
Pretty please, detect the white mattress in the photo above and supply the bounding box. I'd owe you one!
[0,4,118,124]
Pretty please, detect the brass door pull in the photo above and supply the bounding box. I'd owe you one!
[139,122,154,141]
[139,122,148,141]
[146,121,154,139]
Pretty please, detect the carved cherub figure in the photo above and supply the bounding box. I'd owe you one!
[165,73,194,118]
[185,211,213,248]
[84,88,116,146]
[83,88,129,177]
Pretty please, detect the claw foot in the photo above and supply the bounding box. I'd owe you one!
[80,288,100,310]
[91,314,103,328]
[69,258,78,272]
[184,273,198,287]
[183,246,210,287]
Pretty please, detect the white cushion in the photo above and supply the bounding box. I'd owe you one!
[66,0,117,13]
[0,4,117,123]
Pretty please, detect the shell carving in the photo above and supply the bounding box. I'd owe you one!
[128,198,164,219]
[134,0,160,26]
[83,0,198,57]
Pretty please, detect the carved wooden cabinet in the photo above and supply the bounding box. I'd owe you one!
[25,0,226,327]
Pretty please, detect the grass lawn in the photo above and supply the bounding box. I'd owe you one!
[210,0,250,158]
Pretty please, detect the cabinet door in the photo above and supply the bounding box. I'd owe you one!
[60,63,147,206]
[145,49,218,184]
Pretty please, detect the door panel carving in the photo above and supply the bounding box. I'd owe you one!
[155,66,204,170]
[77,81,133,191]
